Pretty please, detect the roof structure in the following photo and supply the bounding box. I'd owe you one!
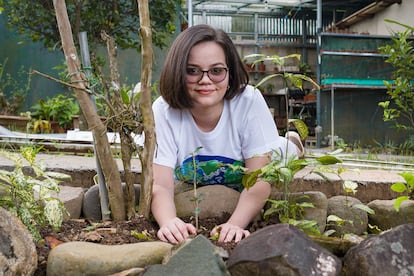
[182,0,402,29]
[182,0,377,19]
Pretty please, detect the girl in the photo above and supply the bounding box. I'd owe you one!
[151,24,301,244]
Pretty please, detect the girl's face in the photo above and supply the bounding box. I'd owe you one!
[186,41,229,111]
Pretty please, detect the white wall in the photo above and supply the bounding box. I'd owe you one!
[350,1,414,35]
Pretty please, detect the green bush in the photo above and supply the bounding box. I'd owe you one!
[0,146,70,241]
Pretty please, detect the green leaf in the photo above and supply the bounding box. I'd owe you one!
[288,119,308,139]
[243,53,266,61]
[297,202,315,209]
[399,172,414,188]
[327,214,345,223]
[368,224,382,234]
[210,232,220,241]
[323,229,336,237]
[391,182,407,193]
[120,88,130,104]
[242,169,261,190]
[394,196,409,212]
[337,167,347,175]
[44,171,72,180]
[255,73,282,88]
[384,19,414,32]
[353,204,375,215]
[131,230,153,241]
[315,155,342,165]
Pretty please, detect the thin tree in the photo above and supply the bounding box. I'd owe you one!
[52,0,126,220]
[136,0,155,217]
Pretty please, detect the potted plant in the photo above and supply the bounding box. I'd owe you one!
[266,83,275,94]
[258,61,266,72]
[29,94,79,133]
[299,63,313,76]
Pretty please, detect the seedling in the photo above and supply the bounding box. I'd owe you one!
[390,171,414,211]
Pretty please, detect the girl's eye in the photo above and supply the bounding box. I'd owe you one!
[186,68,200,75]
[210,68,224,75]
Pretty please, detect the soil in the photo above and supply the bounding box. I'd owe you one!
[34,213,277,275]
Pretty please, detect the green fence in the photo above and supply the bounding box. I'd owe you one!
[320,33,396,84]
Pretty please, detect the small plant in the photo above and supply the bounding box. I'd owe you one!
[29,94,79,132]
[243,53,319,145]
[390,171,414,211]
[243,152,342,234]
[265,83,275,93]
[378,20,414,132]
[0,146,70,241]
[299,63,313,76]
[174,147,205,230]
[264,194,320,235]
[319,168,376,237]
[190,147,204,230]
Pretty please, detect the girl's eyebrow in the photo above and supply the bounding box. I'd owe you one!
[187,62,227,67]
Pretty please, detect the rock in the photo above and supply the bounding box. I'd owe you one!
[343,223,414,276]
[367,199,414,230]
[47,241,172,276]
[309,234,362,257]
[327,195,368,236]
[270,191,328,233]
[227,223,342,276]
[143,235,230,276]
[83,183,140,221]
[175,185,239,219]
[0,207,37,275]
[52,185,84,220]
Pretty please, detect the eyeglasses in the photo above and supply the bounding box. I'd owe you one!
[185,67,229,83]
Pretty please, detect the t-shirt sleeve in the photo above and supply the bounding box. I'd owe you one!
[239,88,283,159]
[152,97,178,168]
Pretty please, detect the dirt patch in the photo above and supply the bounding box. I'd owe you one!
[35,213,277,275]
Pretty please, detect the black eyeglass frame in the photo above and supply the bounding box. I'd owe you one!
[185,67,229,83]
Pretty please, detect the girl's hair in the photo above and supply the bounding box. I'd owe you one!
[159,24,249,109]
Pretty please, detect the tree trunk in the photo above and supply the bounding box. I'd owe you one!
[101,31,136,219]
[137,0,155,217]
[53,0,125,221]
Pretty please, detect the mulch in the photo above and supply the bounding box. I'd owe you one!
[34,212,277,275]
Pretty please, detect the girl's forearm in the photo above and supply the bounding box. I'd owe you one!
[151,186,177,227]
[227,180,271,228]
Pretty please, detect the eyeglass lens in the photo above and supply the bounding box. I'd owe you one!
[186,68,228,83]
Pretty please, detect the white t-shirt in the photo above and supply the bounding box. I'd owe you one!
[152,85,297,189]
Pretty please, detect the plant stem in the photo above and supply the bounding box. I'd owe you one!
[192,151,199,230]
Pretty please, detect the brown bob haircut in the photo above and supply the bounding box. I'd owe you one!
[159,24,249,109]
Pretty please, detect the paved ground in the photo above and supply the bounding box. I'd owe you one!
[1,146,411,203]
[0,152,142,188]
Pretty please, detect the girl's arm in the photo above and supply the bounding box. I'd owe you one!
[211,153,271,242]
[151,164,196,244]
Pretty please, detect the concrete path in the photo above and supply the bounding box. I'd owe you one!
[0,149,410,202]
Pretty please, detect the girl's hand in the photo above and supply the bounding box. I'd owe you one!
[157,217,197,244]
[210,223,250,243]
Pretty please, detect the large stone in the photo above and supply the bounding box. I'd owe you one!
[143,235,230,276]
[83,183,140,221]
[47,241,172,276]
[269,191,328,233]
[0,207,37,275]
[327,195,368,236]
[367,199,414,230]
[175,185,239,219]
[343,223,414,276]
[51,185,84,220]
[227,223,342,276]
